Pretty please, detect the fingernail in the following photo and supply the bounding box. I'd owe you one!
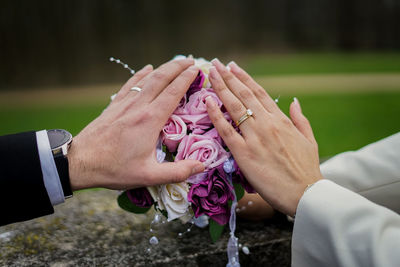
[188,66,199,73]
[191,164,205,175]
[209,66,218,79]
[211,58,222,66]
[143,64,153,70]
[174,55,187,61]
[293,97,302,112]
[205,96,216,108]
[228,61,240,73]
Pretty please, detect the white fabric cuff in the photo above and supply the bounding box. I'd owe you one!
[36,130,65,205]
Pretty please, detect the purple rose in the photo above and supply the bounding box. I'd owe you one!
[188,166,234,225]
[173,94,188,115]
[187,70,206,97]
[232,161,256,193]
[127,187,154,208]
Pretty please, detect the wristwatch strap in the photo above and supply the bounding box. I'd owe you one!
[54,154,73,198]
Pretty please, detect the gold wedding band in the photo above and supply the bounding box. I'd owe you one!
[130,86,142,92]
[235,109,253,127]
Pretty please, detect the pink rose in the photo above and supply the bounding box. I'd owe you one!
[186,88,222,115]
[175,134,230,170]
[203,128,223,145]
[180,88,223,132]
[162,115,187,152]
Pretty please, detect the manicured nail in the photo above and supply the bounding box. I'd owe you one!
[209,66,218,79]
[228,61,240,73]
[174,55,187,60]
[205,96,217,108]
[293,97,302,112]
[191,163,205,175]
[143,64,153,70]
[211,58,222,66]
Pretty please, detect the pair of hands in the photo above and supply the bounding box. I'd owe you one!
[68,57,323,217]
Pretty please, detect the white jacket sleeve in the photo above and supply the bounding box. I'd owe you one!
[292,132,400,266]
[320,132,400,212]
[292,180,400,267]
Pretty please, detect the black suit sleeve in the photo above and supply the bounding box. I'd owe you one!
[0,131,54,226]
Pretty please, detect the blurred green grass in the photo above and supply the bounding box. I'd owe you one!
[243,52,400,76]
[1,92,399,158]
[1,53,400,158]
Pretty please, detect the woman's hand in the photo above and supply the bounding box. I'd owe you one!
[69,58,205,191]
[206,59,323,217]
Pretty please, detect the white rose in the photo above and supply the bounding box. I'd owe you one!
[148,182,192,222]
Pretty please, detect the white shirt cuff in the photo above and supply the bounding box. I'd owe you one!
[36,130,65,205]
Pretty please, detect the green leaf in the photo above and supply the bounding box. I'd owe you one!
[233,183,245,201]
[160,209,168,218]
[117,191,151,214]
[209,219,225,243]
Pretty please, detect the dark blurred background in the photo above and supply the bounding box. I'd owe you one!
[1,0,399,89]
[1,0,400,157]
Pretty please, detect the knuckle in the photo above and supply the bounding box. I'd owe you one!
[213,81,227,93]
[152,71,167,81]
[182,68,197,79]
[269,123,280,137]
[281,116,292,126]
[221,126,236,140]
[165,84,181,96]
[223,71,235,82]
[254,86,267,98]
[240,73,251,83]
[174,168,188,182]
[231,101,244,113]
[238,89,253,101]
[171,59,187,69]
[134,110,153,124]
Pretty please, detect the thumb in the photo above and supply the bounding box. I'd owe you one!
[152,160,205,184]
[290,97,316,144]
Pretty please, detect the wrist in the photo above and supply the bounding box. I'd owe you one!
[68,138,92,191]
[291,179,323,218]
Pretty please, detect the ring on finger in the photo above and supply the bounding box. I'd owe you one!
[130,86,142,92]
[236,109,253,127]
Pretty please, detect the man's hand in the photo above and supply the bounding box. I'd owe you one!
[68,58,205,191]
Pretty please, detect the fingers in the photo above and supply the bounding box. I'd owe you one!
[227,61,279,113]
[136,58,195,102]
[289,97,316,144]
[208,66,255,135]
[151,65,199,122]
[211,58,266,116]
[112,64,153,102]
[151,160,205,185]
[206,96,246,153]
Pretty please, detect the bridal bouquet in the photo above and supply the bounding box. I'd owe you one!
[117,56,255,242]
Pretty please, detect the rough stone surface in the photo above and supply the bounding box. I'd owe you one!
[0,190,292,266]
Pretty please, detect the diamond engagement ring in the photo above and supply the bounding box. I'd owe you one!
[130,86,142,92]
[235,109,253,127]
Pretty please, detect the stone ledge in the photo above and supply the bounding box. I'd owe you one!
[0,190,292,266]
